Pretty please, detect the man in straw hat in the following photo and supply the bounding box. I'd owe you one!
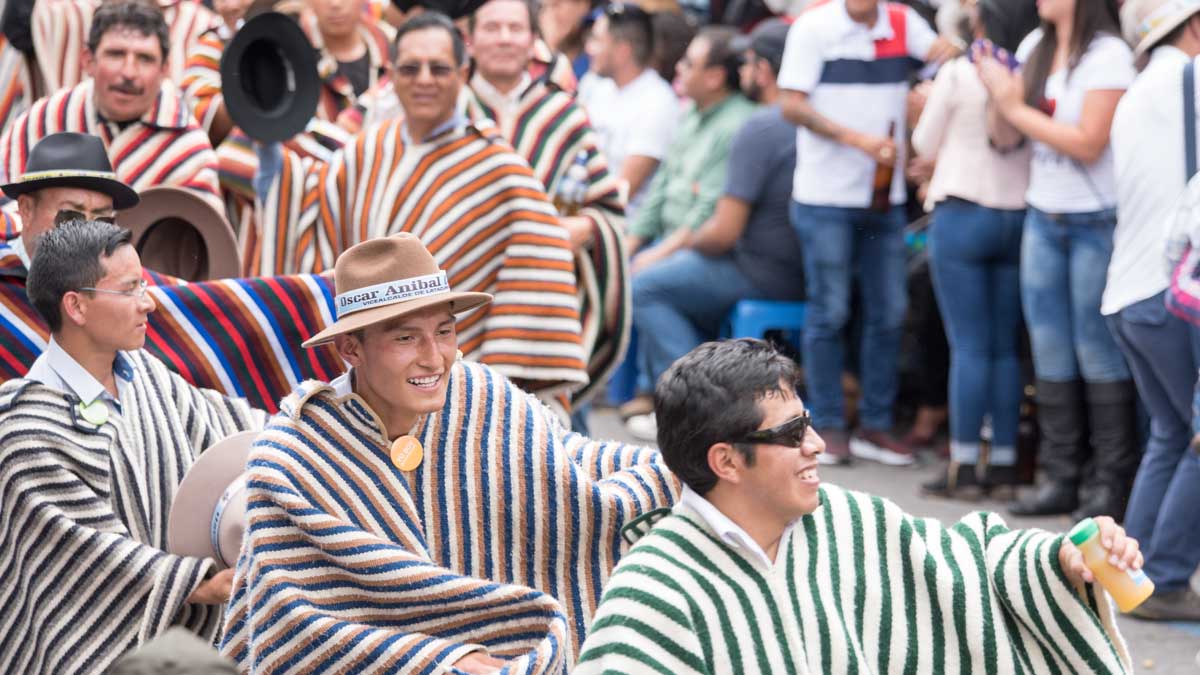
[218,232,675,674]
[0,132,345,415]
[0,0,224,215]
[251,11,589,395]
[0,218,266,674]
[1108,0,1200,621]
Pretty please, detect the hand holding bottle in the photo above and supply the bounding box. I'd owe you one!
[1059,516,1152,612]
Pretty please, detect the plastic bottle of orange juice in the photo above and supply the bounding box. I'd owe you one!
[1067,518,1155,613]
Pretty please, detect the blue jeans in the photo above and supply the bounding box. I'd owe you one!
[632,249,762,384]
[791,202,907,431]
[1107,292,1200,591]
[928,199,1024,466]
[1021,207,1129,383]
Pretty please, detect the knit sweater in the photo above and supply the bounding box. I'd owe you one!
[220,361,677,673]
[0,350,265,674]
[577,485,1132,675]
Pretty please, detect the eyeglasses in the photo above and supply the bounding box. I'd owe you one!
[78,278,150,300]
[394,61,457,80]
[730,412,812,448]
[54,210,117,226]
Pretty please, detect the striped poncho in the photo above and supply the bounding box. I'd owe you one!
[0,78,223,212]
[219,361,677,673]
[31,0,217,93]
[252,119,589,390]
[466,75,630,405]
[577,485,1133,675]
[0,350,265,674]
[0,237,344,412]
[0,38,36,141]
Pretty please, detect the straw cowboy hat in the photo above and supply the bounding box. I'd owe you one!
[166,430,260,569]
[0,132,139,209]
[301,233,493,348]
[1125,0,1200,59]
[121,186,241,281]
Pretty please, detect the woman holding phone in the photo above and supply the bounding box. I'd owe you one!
[977,0,1136,521]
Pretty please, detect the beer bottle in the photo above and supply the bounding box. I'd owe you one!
[554,151,589,217]
[870,121,897,212]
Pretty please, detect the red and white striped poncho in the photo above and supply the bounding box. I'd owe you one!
[0,78,222,214]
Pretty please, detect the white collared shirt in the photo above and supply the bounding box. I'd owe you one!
[678,484,796,569]
[330,369,353,397]
[9,235,30,269]
[26,337,136,412]
[470,71,532,117]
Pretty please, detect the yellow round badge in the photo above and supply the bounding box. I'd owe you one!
[390,435,424,472]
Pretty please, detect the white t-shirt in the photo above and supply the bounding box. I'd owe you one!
[1017,29,1135,213]
[1105,47,1199,315]
[578,68,680,211]
[778,0,936,208]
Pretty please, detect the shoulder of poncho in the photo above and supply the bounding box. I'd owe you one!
[0,378,106,437]
[278,379,340,421]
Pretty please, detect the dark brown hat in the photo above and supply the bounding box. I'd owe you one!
[121,186,241,281]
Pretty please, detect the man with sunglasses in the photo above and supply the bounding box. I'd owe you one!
[0,218,265,673]
[578,338,1139,674]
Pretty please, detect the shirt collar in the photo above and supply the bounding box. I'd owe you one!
[1149,44,1190,66]
[331,369,353,397]
[8,235,29,269]
[678,484,791,568]
[470,71,532,111]
[834,0,893,40]
[400,110,470,145]
[39,337,136,406]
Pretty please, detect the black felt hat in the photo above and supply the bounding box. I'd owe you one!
[390,0,489,19]
[0,132,140,209]
[219,10,320,143]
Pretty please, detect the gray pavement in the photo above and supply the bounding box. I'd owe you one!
[587,407,1200,674]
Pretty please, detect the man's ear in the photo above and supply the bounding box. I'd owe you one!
[61,291,88,328]
[81,48,96,78]
[707,441,744,485]
[16,194,35,227]
[334,332,363,367]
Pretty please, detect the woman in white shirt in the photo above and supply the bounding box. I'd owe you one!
[978,0,1137,521]
[911,0,1036,501]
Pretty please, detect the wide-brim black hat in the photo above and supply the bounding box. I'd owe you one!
[390,0,489,19]
[220,11,320,143]
[0,132,139,209]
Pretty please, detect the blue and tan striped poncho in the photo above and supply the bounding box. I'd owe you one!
[220,360,677,673]
[577,485,1133,675]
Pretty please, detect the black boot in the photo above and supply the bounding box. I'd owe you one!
[1072,380,1140,522]
[921,462,983,501]
[982,464,1020,501]
[1010,379,1086,517]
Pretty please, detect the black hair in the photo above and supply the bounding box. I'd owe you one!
[976,0,1040,54]
[1160,11,1200,50]
[654,338,801,495]
[87,0,169,63]
[395,11,469,66]
[27,219,134,333]
[1022,0,1119,108]
[651,11,696,83]
[467,0,539,38]
[697,25,741,93]
[606,4,655,67]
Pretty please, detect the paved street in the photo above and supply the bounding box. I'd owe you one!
[588,407,1200,674]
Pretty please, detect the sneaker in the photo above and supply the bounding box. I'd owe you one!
[816,429,851,465]
[625,412,658,442]
[1127,587,1200,622]
[618,395,654,420]
[849,430,916,466]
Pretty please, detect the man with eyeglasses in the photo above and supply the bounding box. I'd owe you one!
[577,338,1139,674]
[0,218,265,673]
[253,11,589,396]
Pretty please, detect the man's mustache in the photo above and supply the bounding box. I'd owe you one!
[109,81,144,95]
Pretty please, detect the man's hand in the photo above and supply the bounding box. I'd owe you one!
[925,36,962,66]
[453,651,506,674]
[560,215,595,251]
[1057,516,1143,587]
[852,131,898,167]
[187,568,235,605]
[906,156,935,184]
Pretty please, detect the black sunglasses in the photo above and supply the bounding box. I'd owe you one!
[731,412,812,448]
[54,210,117,226]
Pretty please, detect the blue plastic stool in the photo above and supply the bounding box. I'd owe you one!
[722,300,807,348]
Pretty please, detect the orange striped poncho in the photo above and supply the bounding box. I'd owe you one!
[0,79,222,213]
[465,74,629,406]
[252,119,589,391]
[31,0,218,93]
[0,37,37,141]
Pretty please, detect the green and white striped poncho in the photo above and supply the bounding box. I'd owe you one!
[577,484,1132,675]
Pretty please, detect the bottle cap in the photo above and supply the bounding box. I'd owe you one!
[1068,518,1099,546]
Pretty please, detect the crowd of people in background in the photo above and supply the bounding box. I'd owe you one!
[0,0,1197,669]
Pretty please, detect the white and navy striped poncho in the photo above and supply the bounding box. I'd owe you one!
[0,350,265,674]
[577,485,1133,675]
[220,360,676,673]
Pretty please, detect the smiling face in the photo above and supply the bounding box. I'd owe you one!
[69,244,157,352]
[335,304,458,433]
[470,0,535,85]
[722,388,825,523]
[393,27,467,137]
[83,28,166,123]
